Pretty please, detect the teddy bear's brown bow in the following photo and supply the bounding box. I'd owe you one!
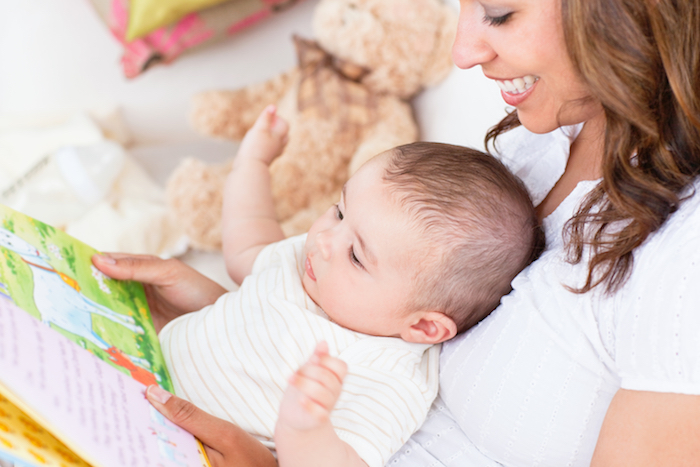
[294,35,376,128]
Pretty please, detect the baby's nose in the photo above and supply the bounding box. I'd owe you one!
[316,230,333,260]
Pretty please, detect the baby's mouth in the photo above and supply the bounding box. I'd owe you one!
[305,256,317,281]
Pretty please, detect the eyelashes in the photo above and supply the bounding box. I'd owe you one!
[350,248,363,268]
[333,204,364,269]
[482,11,512,26]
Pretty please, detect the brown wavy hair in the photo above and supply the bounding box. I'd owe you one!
[486,0,700,293]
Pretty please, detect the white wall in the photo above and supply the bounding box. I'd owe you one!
[0,0,506,150]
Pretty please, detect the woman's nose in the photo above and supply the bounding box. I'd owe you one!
[452,6,497,69]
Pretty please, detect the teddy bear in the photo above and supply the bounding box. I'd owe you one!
[167,0,457,251]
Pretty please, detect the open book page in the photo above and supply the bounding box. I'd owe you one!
[0,297,209,467]
[0,204,172,392]
[0,391,91,467]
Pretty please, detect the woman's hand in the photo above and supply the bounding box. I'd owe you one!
[146,385,277,467]
[92,253,227,333]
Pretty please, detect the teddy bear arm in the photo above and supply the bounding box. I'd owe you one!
[191,69,300,140]
[166,158,233,251]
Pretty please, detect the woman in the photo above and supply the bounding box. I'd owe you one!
[95,0,700,464]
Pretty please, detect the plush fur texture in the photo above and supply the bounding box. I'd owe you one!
[167,0,457,250]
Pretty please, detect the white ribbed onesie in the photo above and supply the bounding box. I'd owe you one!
[159,235,439,467]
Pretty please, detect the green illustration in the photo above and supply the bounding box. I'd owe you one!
[0,204,173,392]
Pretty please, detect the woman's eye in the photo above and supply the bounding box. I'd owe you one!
[334,204,344,220]
[350,248,363,268]
[482,11,512,26]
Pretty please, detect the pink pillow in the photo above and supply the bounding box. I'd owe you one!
[89,0,301,78]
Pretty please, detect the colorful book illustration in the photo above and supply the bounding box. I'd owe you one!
[0,204,210,467]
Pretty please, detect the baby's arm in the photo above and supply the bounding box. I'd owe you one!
[222,105,289,284]
[275,342,368,467]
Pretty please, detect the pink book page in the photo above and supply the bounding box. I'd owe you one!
[0,297,210,467]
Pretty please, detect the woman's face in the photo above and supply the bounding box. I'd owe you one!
[453,0,600,133]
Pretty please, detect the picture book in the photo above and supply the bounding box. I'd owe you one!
[0,204,210,467]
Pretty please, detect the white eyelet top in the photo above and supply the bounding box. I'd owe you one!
[388,125,700,466]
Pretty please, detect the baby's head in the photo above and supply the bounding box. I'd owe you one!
[302,142,544,344]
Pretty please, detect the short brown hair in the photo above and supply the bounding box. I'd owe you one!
[384,142,544,333]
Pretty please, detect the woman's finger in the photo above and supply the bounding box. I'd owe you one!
[93,253,227,307]
[147,385,233,448]
[146,385,276,467]
[92,253,175,283]
[98,252,160,260]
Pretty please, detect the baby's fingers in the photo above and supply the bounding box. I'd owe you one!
[289,384,331,420]
[289,366,340,411]
[308,341,348,383]
[254,105,288,139]
[278,382,329,431]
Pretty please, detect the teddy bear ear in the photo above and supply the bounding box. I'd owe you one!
[419,2,458,88]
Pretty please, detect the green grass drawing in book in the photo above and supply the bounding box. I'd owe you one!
[0,204,172,393]
[0,204,209,467]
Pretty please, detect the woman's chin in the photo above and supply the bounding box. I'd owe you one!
[516,110,564,135]
[516,99,603,135]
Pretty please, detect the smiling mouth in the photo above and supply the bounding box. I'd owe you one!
[495,75,539,95]
[305,257,317,281]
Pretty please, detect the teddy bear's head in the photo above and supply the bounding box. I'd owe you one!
[312,0,457,100]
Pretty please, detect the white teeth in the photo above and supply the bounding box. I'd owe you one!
[495,75,539,95]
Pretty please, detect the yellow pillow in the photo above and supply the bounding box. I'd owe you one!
[127,0,230,41]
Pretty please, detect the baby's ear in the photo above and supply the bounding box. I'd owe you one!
[401,312,457,345]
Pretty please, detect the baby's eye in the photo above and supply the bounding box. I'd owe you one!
[350,248,364,269]
[334,204,344,221]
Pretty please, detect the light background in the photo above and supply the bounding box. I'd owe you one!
[0,0,506,148]
[0,0,508,287]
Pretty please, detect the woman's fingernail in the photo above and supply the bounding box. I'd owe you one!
[148,385,172,404]
[96,254,116,265]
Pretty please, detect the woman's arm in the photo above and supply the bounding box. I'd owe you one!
[591,389,700,465]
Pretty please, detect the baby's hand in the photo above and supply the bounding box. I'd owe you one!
[278,341,348,432]
[236,104,289,166]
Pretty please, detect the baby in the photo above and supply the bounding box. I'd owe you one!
[159,106,544,467]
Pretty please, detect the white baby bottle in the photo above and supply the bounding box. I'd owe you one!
[1,141,126,227]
